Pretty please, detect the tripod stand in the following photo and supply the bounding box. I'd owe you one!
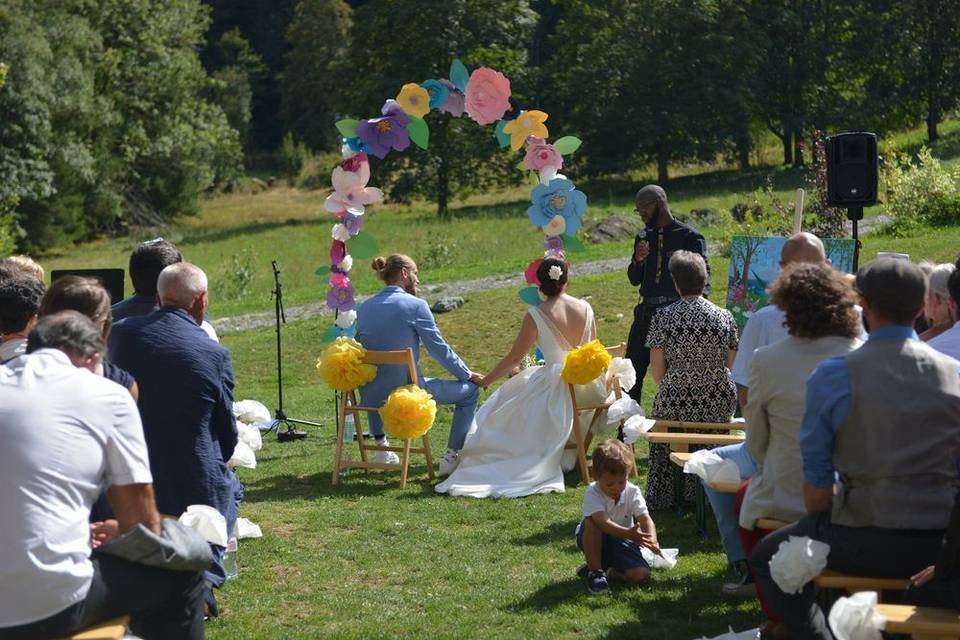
[269,260,321,441]
[848,206,864,270]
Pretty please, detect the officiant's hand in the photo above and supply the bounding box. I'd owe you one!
[633,240,650,263]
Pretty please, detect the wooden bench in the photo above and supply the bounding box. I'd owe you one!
[645,432,745,450]
[668,451,740,535]
[63,616,130,640]
[814,569,911,591]
[877,604,960,638]
[650,419,747,432]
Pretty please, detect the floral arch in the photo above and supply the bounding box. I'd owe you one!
[320,59,587,339]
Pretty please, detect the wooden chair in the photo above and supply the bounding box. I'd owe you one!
[331,348,435,489]
[563,343,637,483]
[63,616,130,640]
[877,604,960,638]
[755,518,791,531]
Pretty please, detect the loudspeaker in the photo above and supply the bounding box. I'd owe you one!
[50,268,125,304]
[825,132,878,207]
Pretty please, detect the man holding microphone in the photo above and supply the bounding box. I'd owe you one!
[625,185,710,400]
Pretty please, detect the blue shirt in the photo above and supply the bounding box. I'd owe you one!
[800,325,919,488]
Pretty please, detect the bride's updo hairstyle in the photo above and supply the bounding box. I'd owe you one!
[536,257,569,297]
[372,254,416,284]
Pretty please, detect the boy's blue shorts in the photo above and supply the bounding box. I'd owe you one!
[575,518,650,573]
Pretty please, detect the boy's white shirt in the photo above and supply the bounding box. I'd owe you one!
[581,480,648,527]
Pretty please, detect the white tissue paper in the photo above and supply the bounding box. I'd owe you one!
[603,396,644,431]
[178,505,228,546]
[769,535,831,594]
[622,414,657,444]
[682,449,741,485]
[606,357,637,394]
[228,440,257,470]
[828,591,886,640]
[236,517,263,540]
[641,546,679,570]
[237,421,263,452]
[233,399,271,424]
[693,627,760,640]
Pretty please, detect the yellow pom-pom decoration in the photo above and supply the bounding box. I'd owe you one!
[316,337,378,392]
[380,384,437,439]
[561,339,612,385]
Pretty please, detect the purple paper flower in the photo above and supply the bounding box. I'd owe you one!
[438,79,465,117]
[326,283,355,312]
[356,100,411,159]
[330,240,346,266]
[343,212,363,235]
[544,236,564,253]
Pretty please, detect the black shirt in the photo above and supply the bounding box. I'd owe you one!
[627,219,709,302]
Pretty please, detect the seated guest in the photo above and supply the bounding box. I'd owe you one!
[928,258,960,359]
[109,262,239,591]
[0,278,44,363]
[919,262,956,342]
[750,258,960,639]
[0,312,205,639]
[644,250,738,511]
[1,255,45,283]
[111,238,182,321]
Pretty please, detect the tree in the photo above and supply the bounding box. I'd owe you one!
[208,28,267,149]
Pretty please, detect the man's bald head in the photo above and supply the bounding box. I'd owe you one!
[780,232,827,267]
[157,263,208,321]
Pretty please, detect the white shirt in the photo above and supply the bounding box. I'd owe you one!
[731,305,789,386]
[0,350,152,627]
[582,480,648,527]
[929,322,960,361]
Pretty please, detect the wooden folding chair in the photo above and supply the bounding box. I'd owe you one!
[331,348,435,489]
[564,343,639,483]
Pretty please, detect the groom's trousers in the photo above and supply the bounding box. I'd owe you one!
[367,377,479,450]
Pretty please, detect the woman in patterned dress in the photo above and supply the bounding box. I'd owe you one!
[644,250,738,510]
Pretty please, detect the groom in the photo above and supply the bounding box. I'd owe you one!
[356,254,483,477]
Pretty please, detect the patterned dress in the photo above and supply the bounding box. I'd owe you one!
[644,297,739,510]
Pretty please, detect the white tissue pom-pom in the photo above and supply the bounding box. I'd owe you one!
[605,396,643,427]
[335,309,357,329]
[539,166,559,184]
[606,357,637,393]
[341,143,357,159]
[332,223,351,242]
[228,440,257,470]
[237,517,263,540]
[828,591,886,640]
[641,546,679,570]
[237,421,263,451]
[179,505,228,546]
[769,536,831,594]
[693,627,762,640]
[683,449,741,484]
[622,414,656,444]
[339,254,353,272]
[233,399,271,424]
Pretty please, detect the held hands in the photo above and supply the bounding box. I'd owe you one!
[467,371,488,389]
[633,240,650,263]
[90,519,120,549]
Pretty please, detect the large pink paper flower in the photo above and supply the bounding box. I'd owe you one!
[465,68,511,126]
[324,165,383,216]
[524,137,563,172]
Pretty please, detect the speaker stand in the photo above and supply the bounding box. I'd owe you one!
[847,206,864,270]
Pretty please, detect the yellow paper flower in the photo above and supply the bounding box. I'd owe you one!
[316,337,378,392]
[561,339,612,385]
[503,110,549,151]
[396,83,431,118]
[381,384,437,439]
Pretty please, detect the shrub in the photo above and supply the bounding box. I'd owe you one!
[274,133,312,179]
[883,147,960,234]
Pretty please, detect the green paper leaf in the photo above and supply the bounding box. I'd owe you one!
[321,326,340,343]
[335,119,358,138]
[495,120,511,148]
[553,135,582,155]
[518,286,541,306]
[528,171,539,186]
[449,59,469,93]
[408,117,429,149]
[315,265,331,277]
[349,230,379,259]
[561,233,586,252]
[516,160,527,172]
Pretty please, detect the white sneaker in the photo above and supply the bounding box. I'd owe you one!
[373,439,400,465]
[438,448,460,477]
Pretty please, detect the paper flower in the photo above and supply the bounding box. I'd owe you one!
[330,272,350,288]
[341,151,369,173]
[561,340,611,384]
[465,67,511,125]
[622,414,657,444]
[544,235,564,255]
[828,592,886,640]
[527,178,588,235]
[316,337,377,392]
[330,240,346,266]
[524,258,543,285]
[381,384,437,439]
[332,224,351,242]
[342,212,363,235]
[503,110,549,150]
[683,449,741,484]
[607,357,637,394]
[326,283,355,312]
[339,254,353,272]
[335,309,357,329]
[769,536,831,595]
[357,100,411,159]
[421,79,450,110]
[524,137,563,172]
[324,166,383,216]
[543,215,566,237]
[396,82,430,118]
[437,79,465,116]
[604,396,642,428]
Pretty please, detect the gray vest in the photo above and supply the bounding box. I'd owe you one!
[832,338,960,529]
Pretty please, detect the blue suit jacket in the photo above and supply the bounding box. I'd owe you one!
[356,286,470,408]
[109,307,238,520]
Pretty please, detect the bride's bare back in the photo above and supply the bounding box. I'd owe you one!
[537,293,594,347]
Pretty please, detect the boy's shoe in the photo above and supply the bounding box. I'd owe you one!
[438,448,460,477]
[586,570,611,595]
[576,563,589,579]
[722,564,756,597]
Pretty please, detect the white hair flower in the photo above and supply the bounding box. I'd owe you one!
[548,265,563,281]
[332,224,351,242]
[339,255,353,272]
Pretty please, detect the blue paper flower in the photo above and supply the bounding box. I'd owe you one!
[421,79,450,110]
[344,136,371,154]
[526,178,587,234]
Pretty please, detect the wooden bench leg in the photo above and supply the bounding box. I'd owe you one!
[695,478,708,538]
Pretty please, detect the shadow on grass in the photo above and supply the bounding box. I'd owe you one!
[179,217,318,246]
[511,519,580,547]
[242,468,429,503]
[507,577,584,611]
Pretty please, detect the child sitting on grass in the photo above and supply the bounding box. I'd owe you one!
[576,439,659,594]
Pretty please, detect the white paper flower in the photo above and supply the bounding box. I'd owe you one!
[622,414,656,444]
[339,254,353,272]
[179,505,228,546]
[607,357,637,394]
[228,440,257,470]
[693,627,762,640]
[538,166,559,185]
[543,214,566,237]
[548,265,563,281]
[341,142,358,159]
[332,223,351,242]
[237,421,263,451]
[683,449,741,484]
[769,536,830,594]
[605,396,643,427]
[324,165,383,216]
[828,591,886,640]
[232,399,271,424]
[335,309,357,329]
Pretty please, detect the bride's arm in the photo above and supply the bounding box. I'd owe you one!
[480,313,538,388]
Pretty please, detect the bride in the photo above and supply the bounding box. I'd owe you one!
[435,257,608,498]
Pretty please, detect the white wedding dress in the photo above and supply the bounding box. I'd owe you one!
[435,303,607,498]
